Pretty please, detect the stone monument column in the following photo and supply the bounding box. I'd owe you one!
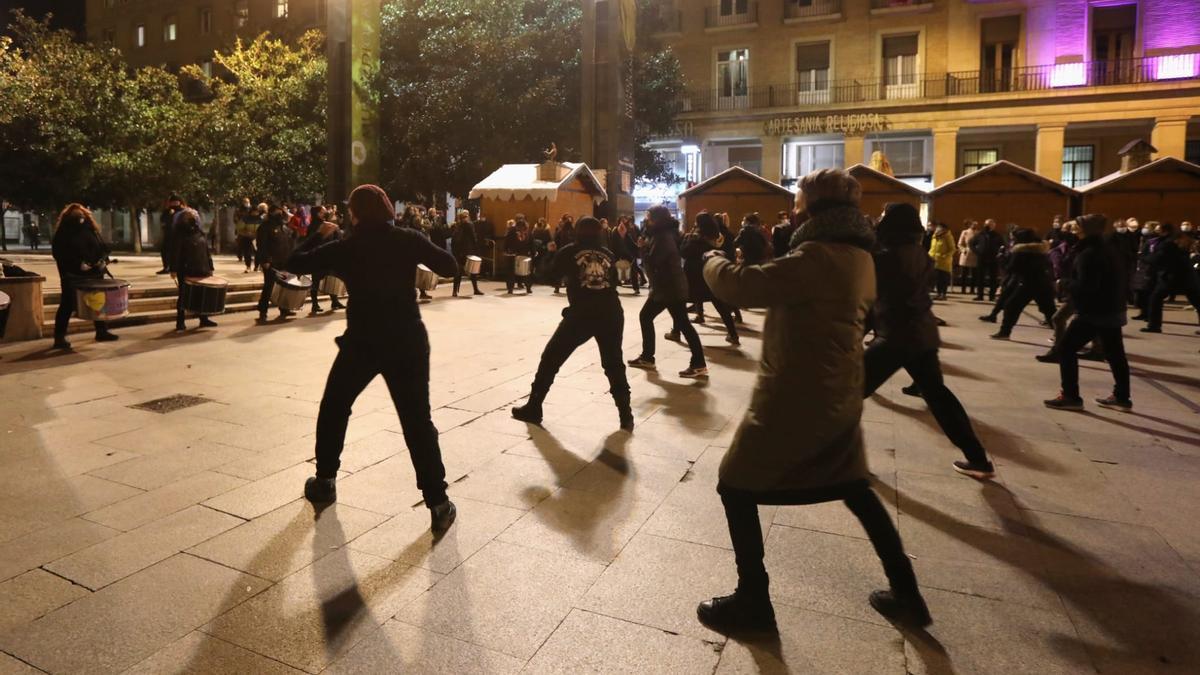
[327,0,382,205]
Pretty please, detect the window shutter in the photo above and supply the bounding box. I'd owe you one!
[796,42,830,71]
[981,16,1020,45]
[883,34,919,58]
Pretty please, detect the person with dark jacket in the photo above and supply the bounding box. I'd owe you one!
[771,210,794,259]
[255,205,297,321]
[697,169,929,633]
[735,213,770,265]
[451,209,483,297]
[511,216,633,430]
[991,228,1057,339]
[305,207,346,313]
[285,184,459,534]
[677,213,739,345]
[50,204,119,349]
[1044,214,1132,412]
[551,215,576,294]
[969,219,1003,300]
[157,194,183,274]
[627,205,707,378]
[1142,222,1200,333]
[864,203,993,478]
[504,219,534,294]
[169,208,218,331]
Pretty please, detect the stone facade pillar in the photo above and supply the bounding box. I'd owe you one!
[932,128,958,186]
[761,139,782,182]
[1150,116,1190,160]
[1035,124,1066,182]
[843,136,865,168]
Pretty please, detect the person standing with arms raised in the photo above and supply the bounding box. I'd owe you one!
[286,185,460,534]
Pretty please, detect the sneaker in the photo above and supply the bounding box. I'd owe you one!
[978,314,997,323]
[901,384,922,398]
[94,331,119,342]
[952,460,996,480]
[1095,395,1133,412]
[627,356,656,370]
[868,590,932,628]
[175,322,187,332]
[430,499,457,535]
[1130,313,1147,321]
[155,268,170,275]
[52,338,72,350]
[199,317,217,328]
[1077,351,1105,362]
[311,304,323,313]
[664,331,681,342]
[304,476,337,504]
[691,315,705,324]
[1139,326,1161,334]
[473,290,484,296]
[679,366,709,379]
[331,301,346,310]
[725,333,740,346]
[1035,352,1059,363]
[1043,393,1084,411]
[696,592,777,634]
[989,331,1010,340]
[510,403,544,426]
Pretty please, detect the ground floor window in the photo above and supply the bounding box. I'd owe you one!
[962,148,998,175]
[783,142,844,183]
[1186,139,1200,165]
[870,137,930,178]
[1061,145,1095,188]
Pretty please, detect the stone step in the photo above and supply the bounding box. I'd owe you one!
[47,300,280,335]
[43,289,265,321]
[43,279,263,305]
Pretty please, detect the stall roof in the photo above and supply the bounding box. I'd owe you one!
[679,165,791,198]
[1078,156,1200,192]
[846,163,928,196]
[468,162,607,203]
[928,160,1078,197]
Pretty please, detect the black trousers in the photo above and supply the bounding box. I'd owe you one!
[720,482,918,599]
[308,273,341,308]
[529,307,630,409]
[53,280,107,340]
[257,268,276,314]
[453,263,481,295]
[627,260,642,293]
[1059,318,1130,401]
[934,269,951,297]
[1147,281,1200,330]
[506,267,532,293]
[638,297,705,368]
[973,263,999,300]
[314,331,448,506]
[864,340,988,465]
[1000,284,1056,333]
[237,235,255,268]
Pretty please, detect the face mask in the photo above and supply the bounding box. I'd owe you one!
[1052,223,1062,229]
[1183,226,1194,233]
[1141,228,1152,236]
[1116,227,1127,234]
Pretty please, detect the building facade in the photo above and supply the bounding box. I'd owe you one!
[84,0,325,72]
[645,0,1200,196]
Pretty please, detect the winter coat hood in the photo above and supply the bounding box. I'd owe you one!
[790,206,876,252]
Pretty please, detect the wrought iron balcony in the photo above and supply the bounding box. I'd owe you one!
[784,0,842,21]
[870,0,932,9]
[705,2,758,29]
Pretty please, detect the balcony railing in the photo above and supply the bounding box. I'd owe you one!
[705,2,758,29]
[784,0,842,20]
[871,0,932,9]
[677,53,1200,114]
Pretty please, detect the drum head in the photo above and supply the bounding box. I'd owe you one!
[466,255,482,262]
[417,264,432,273]
[187,276,229,288]
[78,278,129,290]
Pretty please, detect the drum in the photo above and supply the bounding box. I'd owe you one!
[615,259,632,282]
[181,276,229,316]
[75,278,130,321]
[514,256,533,277]
[415,264,439,292]
[319,275,346,297]
[0,290,9,339]
[464,255,483,275]
[269,271,311,311]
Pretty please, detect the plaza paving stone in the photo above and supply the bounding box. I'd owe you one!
[0,281,1197,673]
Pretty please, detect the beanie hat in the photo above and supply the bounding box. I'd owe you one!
[800,169,862,215]
[348,184,395,227]
[877,202,923,246]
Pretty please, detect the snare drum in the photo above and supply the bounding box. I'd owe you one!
[182,276,229,316]
[75,278,130,321]
[415,264,439,291]
[269,271,311,311]
[319,275,346,297]
[0,291,9,339]
[615,259,632,282]
[514,256,533,277]
[464,255,483,275]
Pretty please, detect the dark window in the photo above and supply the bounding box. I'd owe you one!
[1062,145,1095,188]
[980,16,1019,92]
[1091,4,1137,85]
[1184,140,1199,165]
[795,42,830,93]
[963,148,998,175]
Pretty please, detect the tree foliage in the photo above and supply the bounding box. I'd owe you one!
[377,0,685,200]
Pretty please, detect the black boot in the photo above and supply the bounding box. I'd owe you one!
[868,589,932,628]
[52,337,72,350]
[199,317,218,328]
[619,408,635,432]
[95,330,119,342]
[331,300,346,310]
[511,402,544,426]
[697,591,777,634]
[430,499,457,535]
[304,476,336,504]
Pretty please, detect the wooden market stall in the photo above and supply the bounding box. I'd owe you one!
[928,160,1077,238]
[677,166,793,233]
[846,163,926,218]
[1079,156,1200,226]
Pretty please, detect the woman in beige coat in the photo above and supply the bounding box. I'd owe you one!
[957,220,980,295]
[696,169,930,633]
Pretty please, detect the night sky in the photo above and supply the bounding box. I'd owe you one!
[1,0,86,36]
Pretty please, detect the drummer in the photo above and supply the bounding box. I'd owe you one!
[451,209,483,297]
[285,184,460,535]
[505,218,534,295]
[169,208,218,331]
[306,206,347,313]
[255,204,297,321]
[50,204,119,349]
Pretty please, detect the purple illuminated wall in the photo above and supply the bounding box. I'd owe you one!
[1143,0,1200,52]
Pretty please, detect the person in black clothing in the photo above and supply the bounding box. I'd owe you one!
[771,210,795,259]
[51,204,119,349]
[1044,214,1132,412]
[676,213,739,345]
[286,184,459,533]
[608,216,641,295]
[504,219,534,294]
[628,205,708,379]
[970,219,1003,301]
[551,215,575,294]
[511,216,633,430]
[735,212,770,265]
[169,208,219,331]
[157,194,183,274]
[1142,222,1200,333]
[451,209,483,297]
[256,205,297,321]
[28,222,41,251]
[306,207,346,313]
[991,228,1057,339]
[864,204,994,478]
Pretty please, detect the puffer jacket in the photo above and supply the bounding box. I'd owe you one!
[255,214,295,268]
[680,232,722,303]
[643,219,688,304]
[1007,240,1054,295]
[928,230,956,273]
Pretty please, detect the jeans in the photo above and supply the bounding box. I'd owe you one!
[973,263,999,300]
[638,297,705,368]
[1058,318,1130,401]
[1147,281,1200,330]
[1000,284,1056,334]
[528,306,630,410]
[314,330,448,506]
[720,482,919,599]
[53,279,107,340]
[863,340,989,465]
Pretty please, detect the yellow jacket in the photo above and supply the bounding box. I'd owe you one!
[928,230,956,273]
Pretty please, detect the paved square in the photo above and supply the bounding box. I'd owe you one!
[1,274,1198,673]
